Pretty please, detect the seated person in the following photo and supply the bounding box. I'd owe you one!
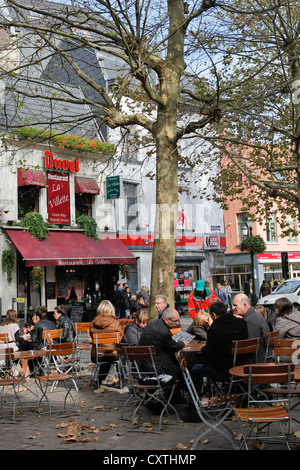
[186,309,212,342]
[122,309,149,345]
[53,304,75,342]
[180,302,248,421]
[27,306,56,350]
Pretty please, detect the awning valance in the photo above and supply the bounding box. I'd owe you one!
[6,229,136,267]
[75,176,100,195]
[18,168,47,187]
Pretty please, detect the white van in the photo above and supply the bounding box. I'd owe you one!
[257,279,300,310]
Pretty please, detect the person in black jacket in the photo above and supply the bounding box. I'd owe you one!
[28,306,56,350]
[112,282,131,318]
[139,308,189,380]
[53,304,75,342]
[180,302,248,422]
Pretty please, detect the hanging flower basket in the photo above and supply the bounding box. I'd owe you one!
[239,235,266,255]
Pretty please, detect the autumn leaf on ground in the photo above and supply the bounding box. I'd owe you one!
[176,442,187,449]
[93,405,104,410]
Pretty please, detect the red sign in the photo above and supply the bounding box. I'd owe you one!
[48,172,70,225]
[45,151,79,173]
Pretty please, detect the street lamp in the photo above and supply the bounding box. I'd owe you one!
[243,219,258,306]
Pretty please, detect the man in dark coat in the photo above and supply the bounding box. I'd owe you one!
[138,308,189,380]
[180,302,248,421]
[112,282,131,318]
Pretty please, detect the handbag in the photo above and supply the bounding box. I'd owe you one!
[138,296,148,308]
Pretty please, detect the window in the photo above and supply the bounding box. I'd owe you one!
[287,219,297,243]
[266,214,277,243]
[237,213,249,243]
[124,182,138,229]
[18,186,40,218]
[75,193,93,217]
[120,130,138,162]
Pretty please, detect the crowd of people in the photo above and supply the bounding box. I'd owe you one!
[1,276,300,425]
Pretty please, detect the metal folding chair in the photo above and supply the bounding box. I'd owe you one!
[0,347,23,422]
[42,328,63,347]
[264,330,279,362]
[234,363,294,450]
[177,349,238,450]
[228,337,260,397]
[35,342,78,417]
[121,345,180,433]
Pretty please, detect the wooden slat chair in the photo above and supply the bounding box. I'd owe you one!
[46,341,80,392]
[0,332,10,345]
[0,347,23,422]
[177,349,238,450]
[42,328,63,347]
[74,322,91,348]
[264,330,279,362]
[274,338,300,363]
[234,363,294,450]
[171,327,182,337]
[121,345,180,433]
[35,342,78,417]
[91,333,120,389]
[228,337,260,397]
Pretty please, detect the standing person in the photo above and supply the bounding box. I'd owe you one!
[188,279,219,318]
[155,294,169,318]
[27,306,56,350]
[259,280,271,298]
[233,293,269,362]
[53,304,75,342]
[89,300,122,388]
[224,280,233,308]
[214,282,228,306]
[112,282,130,319]
[135,286,150,311]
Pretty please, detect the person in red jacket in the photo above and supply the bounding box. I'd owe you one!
[188,280,219,318]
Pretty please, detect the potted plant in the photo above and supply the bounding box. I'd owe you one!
[30,266,44,288]
[2,248,15,283]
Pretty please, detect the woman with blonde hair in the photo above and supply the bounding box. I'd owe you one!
[90,300,122,388]
[186,309,212,342]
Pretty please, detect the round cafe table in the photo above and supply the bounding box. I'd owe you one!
[229,363,300,381]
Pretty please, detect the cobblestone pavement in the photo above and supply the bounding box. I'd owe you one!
[0,315,299,458]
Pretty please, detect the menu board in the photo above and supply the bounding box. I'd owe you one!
[57,278,68,298]
[70,302,84,323]
[46,282,57,300]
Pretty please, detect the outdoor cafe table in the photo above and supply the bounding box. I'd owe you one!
[229,363,300,382]
[182,341,206,353]
[12,349,48,399]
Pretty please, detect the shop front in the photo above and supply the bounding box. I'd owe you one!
[6,227,136,323]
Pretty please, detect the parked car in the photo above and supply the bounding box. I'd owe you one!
[257,279,300,310]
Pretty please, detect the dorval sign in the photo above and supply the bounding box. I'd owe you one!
[45,151,79,172]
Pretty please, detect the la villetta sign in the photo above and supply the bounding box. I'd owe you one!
[45,151,80,172]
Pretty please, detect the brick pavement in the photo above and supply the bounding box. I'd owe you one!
[0,319,300,455]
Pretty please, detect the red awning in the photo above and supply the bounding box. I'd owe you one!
[6,228,136,267]
[75,177,100,195]
[18,168,47,187]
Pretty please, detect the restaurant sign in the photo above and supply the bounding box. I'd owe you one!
[48,172,70,225]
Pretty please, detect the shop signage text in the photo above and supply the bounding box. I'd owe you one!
[45,151,79,173]
[48,172,70,225]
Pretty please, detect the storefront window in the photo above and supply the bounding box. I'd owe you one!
[75,193,93,216]
[211,265,251,292]
[18,185,40,218]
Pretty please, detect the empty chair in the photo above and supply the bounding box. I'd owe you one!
[35,342,78,417]
[0,347,23,422]
[177,349,238,450]
[121,345,180,433]
[234,363,294,450]
[264,330,279,362]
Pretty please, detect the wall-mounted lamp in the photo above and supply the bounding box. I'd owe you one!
[104,225,110,231]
